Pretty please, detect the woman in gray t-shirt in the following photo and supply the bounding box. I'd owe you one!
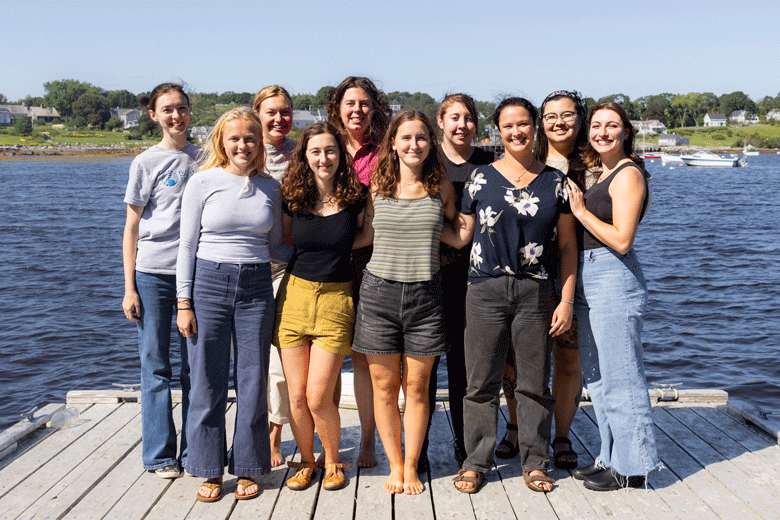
[122,83,199,480]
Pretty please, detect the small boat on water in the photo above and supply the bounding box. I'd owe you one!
[743,144,760,156]
[680,151,743,167]
[661,153,684,165]
[641,153,660,159]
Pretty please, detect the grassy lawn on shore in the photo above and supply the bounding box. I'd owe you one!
[0,125,156,148]
[642,124,780,148]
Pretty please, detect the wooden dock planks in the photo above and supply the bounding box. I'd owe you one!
[0,391,778,519]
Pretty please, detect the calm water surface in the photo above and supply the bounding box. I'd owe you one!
[1,154,778,430]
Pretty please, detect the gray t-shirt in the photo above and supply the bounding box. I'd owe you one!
[124,143,201,275]
[176,167,293,298]
[264,137,297,182]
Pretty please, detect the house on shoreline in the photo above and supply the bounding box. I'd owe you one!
[704,113,727,127]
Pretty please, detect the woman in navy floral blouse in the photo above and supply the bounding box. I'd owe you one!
[449,97,577,494]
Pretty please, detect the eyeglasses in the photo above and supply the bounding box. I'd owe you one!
[542,111,577,125]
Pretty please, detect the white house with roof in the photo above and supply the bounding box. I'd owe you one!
[311,109,328,123]
[27,106,60,123]
[704,113,727,127]
[767,109,780,121]
[631,119,667,135]
[188,126,213,143]
[110,108,141,129]
[389,99,401,113]
[0,108,11,126]
[658,133,689,146]
[0,104,31,124]
[293,110,316,129]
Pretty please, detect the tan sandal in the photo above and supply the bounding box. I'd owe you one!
[523,470,555,492]
[453,468,484,494]
[323,462,350,491]
[234,477,259,500]
[287,461,316,490]
[196,477,222,502]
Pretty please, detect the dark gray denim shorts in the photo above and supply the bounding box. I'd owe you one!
[352,270,448,357]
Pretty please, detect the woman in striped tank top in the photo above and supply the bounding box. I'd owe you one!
[352,110,458,495]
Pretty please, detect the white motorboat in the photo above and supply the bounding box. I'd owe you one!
[680,151,741,167]
[743,144,759,156]
[661,153,684,165]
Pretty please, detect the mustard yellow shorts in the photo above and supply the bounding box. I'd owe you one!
[273,273,354,356]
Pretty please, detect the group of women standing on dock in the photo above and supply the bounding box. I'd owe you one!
[122,78,660,503]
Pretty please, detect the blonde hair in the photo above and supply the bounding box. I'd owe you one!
[253,85,293,113]
[199,107,266,177]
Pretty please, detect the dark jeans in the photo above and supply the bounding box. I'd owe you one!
[186,260,274,478]
[462,276,555,473]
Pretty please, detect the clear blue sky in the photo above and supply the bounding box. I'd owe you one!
[3,0,779,106]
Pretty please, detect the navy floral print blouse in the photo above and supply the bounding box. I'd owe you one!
[461,164,570,284]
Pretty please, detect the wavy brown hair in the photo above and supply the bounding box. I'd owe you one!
[281,122,365,214]
[580,102,645,171]
[373,110,445,197]
[325,76,391,145]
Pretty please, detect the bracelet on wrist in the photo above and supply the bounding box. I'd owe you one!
[561,299,574,305]
[177,306,193,311]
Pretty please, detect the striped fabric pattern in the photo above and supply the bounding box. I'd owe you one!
[366,194,443,282]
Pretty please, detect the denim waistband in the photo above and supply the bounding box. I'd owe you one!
[198,259,270,270]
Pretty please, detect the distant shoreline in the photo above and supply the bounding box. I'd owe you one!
[0,145,143,158]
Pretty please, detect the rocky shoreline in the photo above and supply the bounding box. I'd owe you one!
[0,144,145,158]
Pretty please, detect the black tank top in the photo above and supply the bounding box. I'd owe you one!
[579,161,648,251]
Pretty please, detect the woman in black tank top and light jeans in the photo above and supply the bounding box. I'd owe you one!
[564,102,659,491]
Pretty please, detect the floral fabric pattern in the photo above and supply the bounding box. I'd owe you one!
[461,164,570,284]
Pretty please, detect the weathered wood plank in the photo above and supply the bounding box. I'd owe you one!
[653,405,780,519]
[693,405,780,478]
[13,403,142,520]
[726,399,780,443]
[65,402,184,520]
[648,406,764,520]
[665,403,780,504]
[0,403,121,506]
[427,402,475,520]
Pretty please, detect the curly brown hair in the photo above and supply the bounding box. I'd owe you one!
[325,76,391,145]
[281,122,365,214]
[373,110,444,198]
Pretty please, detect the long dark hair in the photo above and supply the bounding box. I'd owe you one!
[535,91,589,188]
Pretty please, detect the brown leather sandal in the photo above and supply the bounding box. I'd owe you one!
[234,477,259,500]
[523,470,555,492]
[287,461,316,490]
[323,462,350,491]
[196,477,222,502]
[453,467,484,494]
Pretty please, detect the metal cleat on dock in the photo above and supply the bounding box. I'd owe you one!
[20,406,39,423]
[651,382,682,401]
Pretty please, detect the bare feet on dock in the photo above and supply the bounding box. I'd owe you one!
[403,466,425,495]
[357,442,377,468]
[384,465,404,494]
[270,422,284,468]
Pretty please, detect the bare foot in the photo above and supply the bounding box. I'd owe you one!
[197,477,222,501]
[270,423,284,468]
[384,465,404,494]
[357,442,377,468]
[316,451,325,468]
[403,466,424,495]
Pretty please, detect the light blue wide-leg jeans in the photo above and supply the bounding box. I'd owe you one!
[135,271,190,470]
[575,247,659,477]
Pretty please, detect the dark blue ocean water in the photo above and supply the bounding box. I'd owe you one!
[1,154,778,430]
